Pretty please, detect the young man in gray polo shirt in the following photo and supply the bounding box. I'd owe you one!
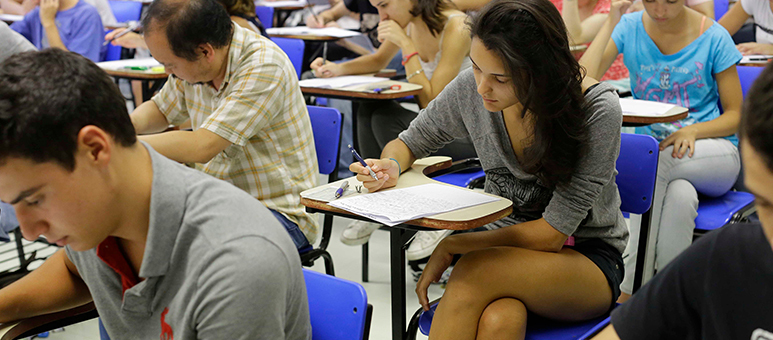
[0,49,311,339]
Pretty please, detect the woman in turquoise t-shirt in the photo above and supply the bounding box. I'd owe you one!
[580,0,743,301]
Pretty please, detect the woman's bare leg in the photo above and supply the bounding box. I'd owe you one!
[427,246,612,340]
[476,298,527,340]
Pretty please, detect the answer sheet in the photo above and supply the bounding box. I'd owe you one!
[328,183,499,226]
[266,26,361,38]
[299,76,385,89]
[619,98,677,117]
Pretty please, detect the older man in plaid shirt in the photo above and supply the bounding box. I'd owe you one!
[130,0,318,248]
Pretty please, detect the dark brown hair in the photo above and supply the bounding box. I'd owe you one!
[410,0,451,36]
[218,0,256,18]
[470,0,590,187]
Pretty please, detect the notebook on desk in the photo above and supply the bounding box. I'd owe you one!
[267,26,361,38]
[619,98,682,117]
[741,54,773,64]
[299,76,385,89]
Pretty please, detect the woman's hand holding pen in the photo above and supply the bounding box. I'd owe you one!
[349,158,400,192]
[310,58,343,78]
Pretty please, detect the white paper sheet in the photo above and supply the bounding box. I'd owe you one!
[741,54,773,64]
[299,76,385,89]
[267,26,361,38]
[619,98,677,117]
[0,14,24,22]
[328,183,499,226]
[97,58,161,70]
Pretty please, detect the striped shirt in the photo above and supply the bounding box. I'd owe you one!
[151,24,319,243]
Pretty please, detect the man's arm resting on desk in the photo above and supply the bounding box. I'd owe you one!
[0,249,92,323]
[139,129,232,164]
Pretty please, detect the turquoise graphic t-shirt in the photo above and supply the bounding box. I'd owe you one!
[611,12,742,145]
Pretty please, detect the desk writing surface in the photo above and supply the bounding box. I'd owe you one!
[97,58,168,80]
[301,79,422,100]
[0,14,23,23]
[620,98,689,125]
[301,156,513,230]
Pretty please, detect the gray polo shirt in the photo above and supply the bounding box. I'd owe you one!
[0,22,36,63]
[399,68,628,253]
[65,143,311,339]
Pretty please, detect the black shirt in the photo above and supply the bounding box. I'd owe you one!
[343,0,380,48]
[611,223,773,340]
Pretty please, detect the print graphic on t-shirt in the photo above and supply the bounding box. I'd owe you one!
[752,328,773,340]
[484,168,552,221]
[634,63,706,108]
[160,307,174,340]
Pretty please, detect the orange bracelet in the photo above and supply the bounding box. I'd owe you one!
[402,52,419,66]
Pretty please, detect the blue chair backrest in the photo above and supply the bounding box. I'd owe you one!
[715,0,729,20]
[255,6,274,29]
[738,65,764,99]
[303,269,369,340]
[616,133,659,214]
[307,106,342,176]
[271,37,304,79]
[104,1,143,61]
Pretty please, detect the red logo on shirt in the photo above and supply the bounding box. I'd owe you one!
[160,307,174,340]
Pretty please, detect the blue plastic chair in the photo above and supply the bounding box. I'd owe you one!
[299,106,343,275]
[271,37,305,79]
[255,6,274,29]
[692,65,761,235]
[714,0,729,20]
[304,269,372,340]
[406,134,659,339]
[104,1,143,61]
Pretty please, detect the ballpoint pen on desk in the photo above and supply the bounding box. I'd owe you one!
[370,84,401,93]
[104,22,140,46]
[348,144,379,181]
[322,41,328,65]
[334,181,349,199]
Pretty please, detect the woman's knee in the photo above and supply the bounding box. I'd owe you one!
[477,298,527,339]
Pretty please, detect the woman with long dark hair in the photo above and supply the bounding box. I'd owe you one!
[350,0,627,337]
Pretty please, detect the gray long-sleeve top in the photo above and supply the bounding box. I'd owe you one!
[399,68,629,253]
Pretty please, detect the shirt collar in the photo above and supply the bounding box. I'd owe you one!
[136,141,186,278]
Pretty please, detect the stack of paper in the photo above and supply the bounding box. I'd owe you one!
[741,54,773,64]
[328,183,499,226]
[256,0,307,7]
[0,14,24,23]
[299,76,385,89]
[267,27,361,38]
[619,98,677,117]
[97,58,163,72]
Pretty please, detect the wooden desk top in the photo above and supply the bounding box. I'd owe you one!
[102,68,169,80]
[0,303,97,340]
[301,157,513,230]
[621,99,689,125]
[301,80,422,100]
[268,33,340,41]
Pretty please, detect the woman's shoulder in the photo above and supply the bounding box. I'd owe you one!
[583,82,623,126]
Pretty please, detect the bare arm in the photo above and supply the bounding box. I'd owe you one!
[563,0,609,44]
[306,1,349,27]
[689,0,714,19]
[400,16,471,107]
[349,138,416,192]
[445,218,569,254]
[0,0,26,14]
[310,40,400,77]
[718,0,750,36]
[592,325,622,340]
[0,250,92,323]
[449,0,490,11]
[138,129,233,164]
[131,100,173,134]
[578,9,624,80]
[40,0,65,50]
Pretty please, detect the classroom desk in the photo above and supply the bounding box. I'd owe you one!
[97,59,168,101]
[0,13,23,24]
[0,303,97,340]
[256,0,307,27]
[301,156,513,340]
[621,99,689,127]
[301,79,421,100]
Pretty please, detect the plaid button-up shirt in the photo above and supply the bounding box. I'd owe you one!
[152,24,319,243]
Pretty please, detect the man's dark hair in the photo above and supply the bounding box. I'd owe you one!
[741,64,773,171]
[0,49,136,171]
[142,0,234,61]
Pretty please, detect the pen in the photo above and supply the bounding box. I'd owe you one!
[348,144,379,181]
[335,181,349,199]
[306,5,321,26]
[322,42,328,65]
[104,22,140,46]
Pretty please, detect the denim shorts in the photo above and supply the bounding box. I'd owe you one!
[269,209,310,250]
[568,239,624,311]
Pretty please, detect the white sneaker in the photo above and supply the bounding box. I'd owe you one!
[340,221,382,246]
[406,230,454,261]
